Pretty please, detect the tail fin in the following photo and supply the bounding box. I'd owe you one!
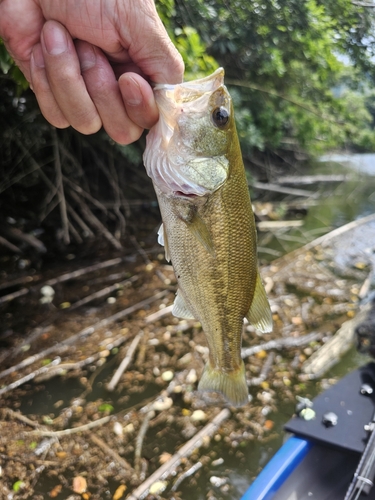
[198,361,248,407]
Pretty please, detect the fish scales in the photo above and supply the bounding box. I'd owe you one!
[144,68,272,406]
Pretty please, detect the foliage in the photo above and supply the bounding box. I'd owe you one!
[171,0,375,155]
[0,40,28,92]
[1,0,375,252]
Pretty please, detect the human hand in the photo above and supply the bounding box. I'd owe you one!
[0,0,184,144]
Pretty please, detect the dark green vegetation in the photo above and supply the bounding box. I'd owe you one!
[1,0,375,253]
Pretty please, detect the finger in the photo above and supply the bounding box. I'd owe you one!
[117,0,184,84]
[40,20,102,135]
[75,40,143,145]
[118,72,159,131]
[30,43,70,129]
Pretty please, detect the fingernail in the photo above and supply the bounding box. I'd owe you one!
[43,25,68,55]
[32,44,45,68]
[79,45,97,71]
[124,77,142,106]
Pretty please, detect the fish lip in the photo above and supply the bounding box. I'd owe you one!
[172,191,199,199]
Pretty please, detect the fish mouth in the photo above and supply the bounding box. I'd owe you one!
[173,191,198,199]
[153,67,225,97]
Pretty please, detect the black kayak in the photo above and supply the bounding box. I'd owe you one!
[241,362,375,500]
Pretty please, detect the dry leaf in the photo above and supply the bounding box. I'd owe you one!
[73,476,87,494]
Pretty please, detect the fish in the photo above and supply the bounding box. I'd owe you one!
[143,68,272,407]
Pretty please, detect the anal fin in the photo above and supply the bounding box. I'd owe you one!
[246,271,273,333]
[172,290,196,319]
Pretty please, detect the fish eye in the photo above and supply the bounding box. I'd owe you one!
[212,107,229,128]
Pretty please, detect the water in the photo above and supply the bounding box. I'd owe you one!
[256,153,375,263]
[2,153,375,500]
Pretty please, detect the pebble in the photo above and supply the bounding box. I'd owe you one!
[113,422,123,437]
[186,369,197,384]
[210,476,227,487]
[149,481,167,495]
[153,397,173,412]
[123,423,134,433]
[161,370,174,382]
[40,285,55,304]
[191,410,207,422]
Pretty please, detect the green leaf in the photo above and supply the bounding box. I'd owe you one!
[98,403,114,413]
[13,480,25,492]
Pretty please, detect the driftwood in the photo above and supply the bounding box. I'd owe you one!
[171,462,203,492]
[276,174,350,185]
[134,410,155,475]
[69,275,139,310]
[301,303,373,379]
[43,257,124,287]
[0,287,29,305]
[252,181,318,198]
[107,331,144,391]
[0,235,22,254]
[248,352,275,386]
[257,220,304,230]
[241,331,322,358]
[26,415,113,438]
[126,408,230,500]
[90,434,133,472]
[0,290,167,384]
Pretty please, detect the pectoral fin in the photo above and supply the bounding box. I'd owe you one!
[172,290,196,319]
[184,213,215,257]
[157,223,170,262]
[246,271,273,333]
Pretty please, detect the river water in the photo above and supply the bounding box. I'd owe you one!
[236,152,375,499]
[2,153,375,500]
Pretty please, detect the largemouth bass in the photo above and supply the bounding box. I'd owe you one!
[143,68,272,406]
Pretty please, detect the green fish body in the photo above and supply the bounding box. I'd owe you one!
[144,68,272,406]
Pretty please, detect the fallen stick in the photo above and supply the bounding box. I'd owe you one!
[3,227,47,253]
[107,331,144,391]
[251,181,318,198]
[0,290,167,384]
[130,235,169,284]
[26,414,113,437]
[90,433,133,471]
[4,332,132,399]
[2,408,43,428]
[276,174,350,185]
[69,275,139,310]
[257,220,304,230]
[0,287,29,305]
[134,409,155,475]
[145,304,173,323]
[248,352,275,386]
[0,235,22,254]
[0,275,37,292]
[69,189,122,250]
[0,357,63,396]
[126,408,230,500]
[52,128,70,245]
[301,304,372,379]
[43,257,124,287]
[171,461,203,492]
[241,331,322,358]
